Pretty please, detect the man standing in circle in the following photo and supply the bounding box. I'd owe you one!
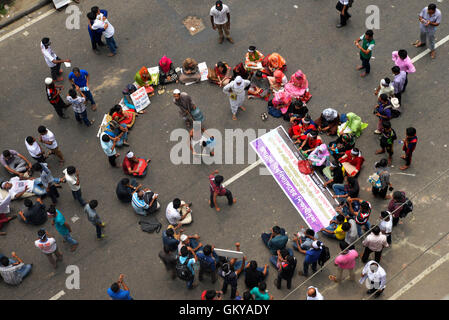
[413,3,442,59]
[40,37,71,82]
[210,1,233,44]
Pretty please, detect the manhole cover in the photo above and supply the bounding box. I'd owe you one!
[183,16,205,36]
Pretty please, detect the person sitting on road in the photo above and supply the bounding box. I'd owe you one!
[261,226,289,255]
[116,178,140,203]
[134,66,154,95]
[320,214,347,240]
[109,105,136,129]
[292,228,318,253]
[244,260,269,289]
[179,58,201,84]
[122,151,150,178]
[131,188,160,216]
[1,150,32,178]
[166,198,193,226]
[339,147,365,177]
[18,198,47,226]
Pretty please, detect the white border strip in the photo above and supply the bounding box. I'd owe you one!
[388,252,449,300]
[49,290,66,300]
[0,8,56,43]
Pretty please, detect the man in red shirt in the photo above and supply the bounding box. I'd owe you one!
[329,241,359,283]
[122,151,151,177]
[296,131,322,155]
[209,169,236,212]
[44,78,69,118]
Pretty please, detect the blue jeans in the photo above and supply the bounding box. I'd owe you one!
[115,125,128,147]
[261,228,286,248]
[72,189,86,207]
[17,264,33,279]
[81,90,96,105]
[105,36,117,54]
[356,221,371,237]
[63,233,78,245]
[321,230,337,239]
[75,110,91,126]
[303,260,317,277]
[32,178,60,196]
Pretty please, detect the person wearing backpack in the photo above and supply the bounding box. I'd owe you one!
[298,240,323,277]
[220,255,246,299]
[388,191,412,226]
[371,158,393,199]
[177,245,198,289]
[376,121,397,166]
[275,252,297,289]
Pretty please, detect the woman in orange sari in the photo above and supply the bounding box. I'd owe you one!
[262,52,287,76]
[109,105,136,129]
[134,67,154,95]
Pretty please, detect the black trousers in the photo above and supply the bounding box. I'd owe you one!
[210,190,233,207]
[276,273,293,289]
[108,155,117,167]
[51,99,67,118]
[393,216,400,227]
[360,56,371,74]
[222,280,237,299]
[47,184,60,204]
[395,91,402,105]
[50,57,62,80]
[362,247,382,263]
[199,265,217,283]
[340,9,351,25]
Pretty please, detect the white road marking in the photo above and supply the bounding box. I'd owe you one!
[388,252,449,300]
[391,172,416,177]
[49,290,66,300]
[222,159,263,187]
[0,8,56,43]
[411,34,449,63]
[71,214,80,223]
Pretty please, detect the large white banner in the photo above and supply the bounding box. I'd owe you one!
[251,126,336,231]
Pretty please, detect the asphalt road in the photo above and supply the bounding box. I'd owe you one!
[0,0,448,300]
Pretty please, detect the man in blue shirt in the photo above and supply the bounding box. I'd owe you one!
[391,66,406,105]
[298,240,323,277]
[261,226,288,255]
[197,244,217,283]
[178,245,198,289]
[107,274,133,300]
[162,227,180,252]
[374,94,392,134]
[68,67,96,111]
[47,205,78,252]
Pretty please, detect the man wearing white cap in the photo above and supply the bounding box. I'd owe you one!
[122,151,150,177]
[173,89,197,128]
[40,37,71,81]
[223,76,250,120]
[374,77,394,98]
[360,261,386,298]
[45,77,69,118]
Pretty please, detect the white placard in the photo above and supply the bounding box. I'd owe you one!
[214,248,244,259]
[130,86,151,112]
[198,62,208,81]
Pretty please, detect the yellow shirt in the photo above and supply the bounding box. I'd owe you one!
[334,219,347,240]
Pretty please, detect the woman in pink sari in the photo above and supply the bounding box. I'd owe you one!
[159,56,178,85]
[284,70,312,103]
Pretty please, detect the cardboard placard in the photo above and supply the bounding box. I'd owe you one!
[130,86,151,112]
[198,62,208,81]
[148,66,160,86]
[214,248,244,259]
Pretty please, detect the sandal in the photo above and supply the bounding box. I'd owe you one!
[329,275,338,282]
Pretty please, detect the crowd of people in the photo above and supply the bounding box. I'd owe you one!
[1,0,442,300]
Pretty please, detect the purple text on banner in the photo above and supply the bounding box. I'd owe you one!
[251,139,324,231]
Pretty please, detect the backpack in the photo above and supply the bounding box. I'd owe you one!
[318,246,330,267]
[138,219,161,233]
[400,198,413,218]
[176,257,194,281]
[368,173,382,188]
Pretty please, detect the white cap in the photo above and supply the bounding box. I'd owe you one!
[390,97,400,109]
[45,77,53,85]
[126,151,134,159]
[180,234,188,242]
[173,89,181,94]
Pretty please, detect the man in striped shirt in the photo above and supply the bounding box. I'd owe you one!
[0,252,33,285]
[347,198,372,237]
[66,87,94,127]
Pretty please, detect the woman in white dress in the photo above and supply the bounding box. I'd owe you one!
[361,261,387,297]
[223,76,250,120]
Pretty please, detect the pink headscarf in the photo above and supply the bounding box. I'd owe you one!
[272,91,292,114]
[159,56,172,74]
[284,69,309,98]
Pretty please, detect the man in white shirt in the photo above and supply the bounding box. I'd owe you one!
[166,198,193,226]
[379,211,393,245]
[40,37,71,81]
[88,11,117,56]
[38,126,64,164]
[25,136,46,163]
[63,166,86,207]
[34,229,63,269]
[0,252,32,285]
[336,0,352,28]
[210,1,233,44]
[306,286,324,300]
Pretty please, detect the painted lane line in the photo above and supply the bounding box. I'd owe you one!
[411,34,449,63]
[222,158,263,187]
[0,8,56,43]
[49,290,66,300]
[388,252,449,300]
